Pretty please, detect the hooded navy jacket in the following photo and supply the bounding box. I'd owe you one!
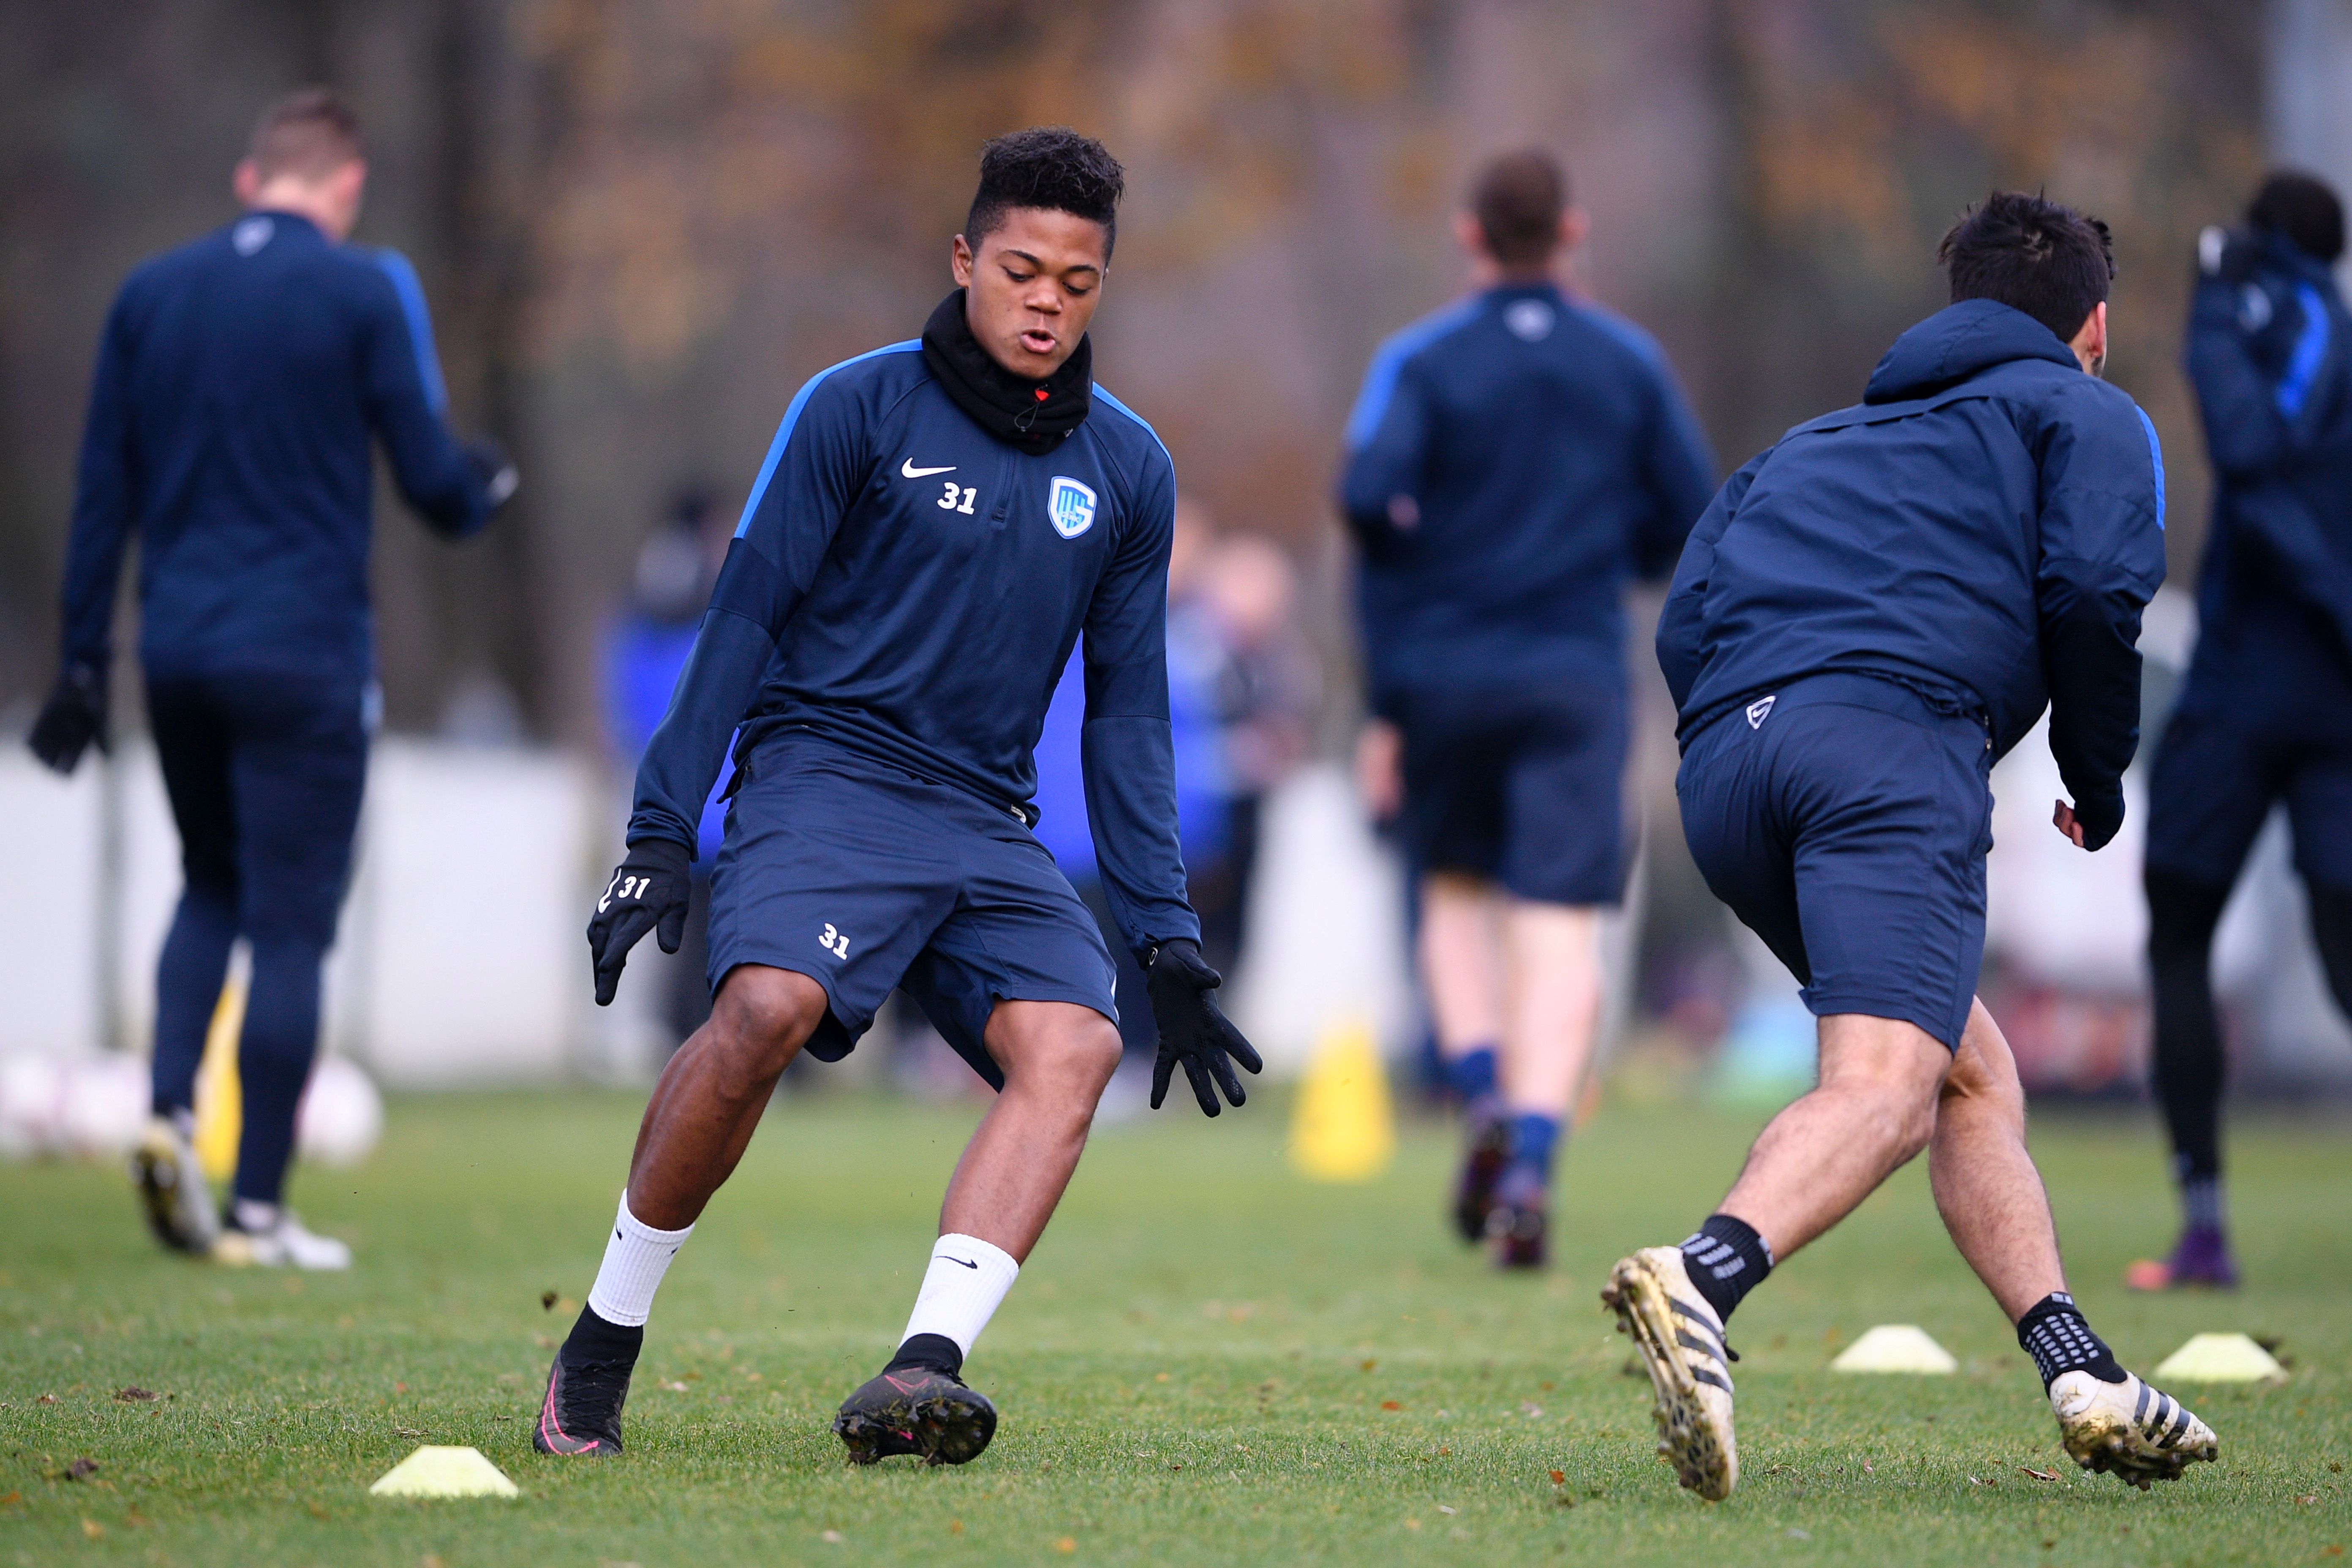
[1338,282,1715,710]
[58,211,487,683]
[2178,229,2352,726]
[627,339,1199,959]
[1659,299,2167,816]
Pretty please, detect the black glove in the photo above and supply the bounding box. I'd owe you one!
[1145,938,1263,1117]
[27,663,107,774]
[587,836,692,1007]
[465,436,521,513]
[2070,790,2125,853]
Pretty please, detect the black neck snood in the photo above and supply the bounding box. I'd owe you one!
[920,289,1092,455]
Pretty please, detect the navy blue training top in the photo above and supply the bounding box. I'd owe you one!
[628,339,1200,958]
[59,210,489,683]
[1337,281,1717,710]
[2177,230,2352,732]
[1659,299,2168,815]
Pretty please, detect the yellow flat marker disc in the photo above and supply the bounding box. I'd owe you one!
[368,1446,520,1499]
[1829,1324,1959,1374]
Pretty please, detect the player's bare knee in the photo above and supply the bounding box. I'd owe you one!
[707,966,825,1085]
[993,1004,1121,1106]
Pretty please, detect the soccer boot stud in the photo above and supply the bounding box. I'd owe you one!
[1603,1245,1739,1501]
[833,1365,998,1467]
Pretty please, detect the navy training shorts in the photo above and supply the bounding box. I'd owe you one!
[705,731,1119,1091]
[1395,679,1630,906]
[1676,672,1994,1051]
[2143,700,2352,893]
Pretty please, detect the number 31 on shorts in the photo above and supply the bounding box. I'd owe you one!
[819,923,851,960]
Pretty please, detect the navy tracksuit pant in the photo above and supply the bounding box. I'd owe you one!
[147,671,367,1206]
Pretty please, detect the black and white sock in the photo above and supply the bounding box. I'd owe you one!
[2178,1172,2227,1233]
[2017,1292,2125,1388]
[1680,1214,1774,1323]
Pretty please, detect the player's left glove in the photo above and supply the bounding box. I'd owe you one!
[27,662,108,774]
[1145,938,1263,1117]
[587,836,692,1007]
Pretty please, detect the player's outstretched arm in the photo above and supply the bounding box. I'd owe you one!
[359,249,507,537]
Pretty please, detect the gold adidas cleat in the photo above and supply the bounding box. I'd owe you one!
[2050,1370,2218,1489]
[1602,1245,1739,1501]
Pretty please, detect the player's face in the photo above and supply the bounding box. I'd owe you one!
[951,207,1108,381]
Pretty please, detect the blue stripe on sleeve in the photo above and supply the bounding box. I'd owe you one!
[1089,383,1173,465]
[2135,406,2166,532]
[733,340,921,538]
[2276,283,2330,419]
[1341,298,1480,451]
[368,249,448,417]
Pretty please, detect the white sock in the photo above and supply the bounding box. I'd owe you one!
[586,1191,693,1328]
[899,1233,1020,1358]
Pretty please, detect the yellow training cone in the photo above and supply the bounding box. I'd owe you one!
[368,1446,519,1498]
[2152,1332,2287,1383]
[192,973,245,1183]
[1830,1325,1959,1374]
[1288,1016,1394,1182]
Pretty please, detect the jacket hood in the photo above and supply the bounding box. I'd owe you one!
[1863,298,2080,404]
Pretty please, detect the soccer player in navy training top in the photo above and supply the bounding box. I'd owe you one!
[1339,150,1714,1266]
[2132,172,2352,1290]
[1604,193,2216,1500]
[537,129,1260,1467]
[29,90,514,1270]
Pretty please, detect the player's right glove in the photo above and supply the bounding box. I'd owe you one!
[27,663,108,774]
[465,436,521,513]
[1145,938,1263,1117]
[587,836,692,1007]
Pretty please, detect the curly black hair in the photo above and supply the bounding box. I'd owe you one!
[1938,191,2115,344]
[964,127,1126,261]
[2249,170,2345,264]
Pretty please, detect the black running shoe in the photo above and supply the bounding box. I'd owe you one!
[532,1352,633,1456]
[833,1365,998,1466]
[1487,1169,1549,1269]
[1451,1113,1510,1243]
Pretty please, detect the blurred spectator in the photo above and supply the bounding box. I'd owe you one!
[1187,531,1320,971]
[600,490,727,1045]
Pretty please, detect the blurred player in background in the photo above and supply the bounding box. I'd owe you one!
[2131,172,2352,1291]
[547,129,1259,1467]
[26,89,514,1270]
[1616,192,2213,1502]
[1339,149,1714,1267]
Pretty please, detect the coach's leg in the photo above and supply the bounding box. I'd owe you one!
[1928,999,2063,1320]
[937,999,1123,1259]
[1716,1013,1948,1263]
[622,963,828,1228]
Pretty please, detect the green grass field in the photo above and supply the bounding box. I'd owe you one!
[2,1084,2346,1566]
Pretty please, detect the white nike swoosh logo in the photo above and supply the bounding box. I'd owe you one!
[901,460,957,478]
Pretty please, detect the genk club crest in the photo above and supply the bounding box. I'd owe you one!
[1047,476,1097,539]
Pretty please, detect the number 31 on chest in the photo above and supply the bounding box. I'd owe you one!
[937,481,979,514]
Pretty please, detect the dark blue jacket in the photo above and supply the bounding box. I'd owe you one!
[1338,282,1715,709]
[2177,230,2352,729]
[1659,299,2167,815]
[59,211,488,683]
[629,340,1199,958]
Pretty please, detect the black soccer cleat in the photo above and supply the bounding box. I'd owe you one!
[1451,1115,1511,1243]
[532,1351,634,1456]
[1487,1191,1549,1269]
[833,1365,998,1466]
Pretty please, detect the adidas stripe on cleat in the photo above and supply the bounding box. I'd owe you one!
[1602,1245,1740,1501]
[833,1365,998,1467]
[2050,1370,2218,1489]
[532,1354,633,1456]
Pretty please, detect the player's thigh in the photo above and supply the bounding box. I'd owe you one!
[2144,706,2278,886]
[904,831,1119,1092]
[2283,738,2352,890]
[707,753,958,1062]
[225,675,370,945]
[147,677,240,893]
[1499,685,1628,906]
[1780,702,1987,1052]
[1675,711,1810,984]
[1397,693,1511,880]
